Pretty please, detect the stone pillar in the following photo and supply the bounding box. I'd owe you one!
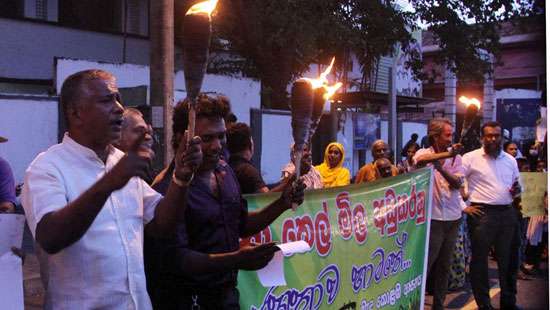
[483,72,495,124]
[150,0,174,167]
[444,66,457,128]
[481,53,495,124]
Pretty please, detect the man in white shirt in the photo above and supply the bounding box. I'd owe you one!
[21,69,202,310]
[414,118,464,310]
[462,121,522,310]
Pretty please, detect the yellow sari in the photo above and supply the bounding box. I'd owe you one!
[315,142,350,188]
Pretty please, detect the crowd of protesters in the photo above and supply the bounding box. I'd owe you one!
[0,69,547,310]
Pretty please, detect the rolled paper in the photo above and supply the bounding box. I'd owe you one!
[181,12,211,141]
[290,80,313,211]
[291,146,303,211]
[309,87,326,143]
[291,80,314,148]
[181,12,211,101]
[459,104,480,142]
[453,103,480,164]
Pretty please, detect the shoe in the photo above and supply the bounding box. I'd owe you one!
[501,305,522,310]
[520,264,536,276]
[516,271,531,280]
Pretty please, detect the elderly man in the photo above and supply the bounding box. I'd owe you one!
[0,136,16,214]
[374,158,394,179]
[21,69,202,309]
[151,95,306,309]
[114,107,153,152]
[114,107,154,183]
[463,121,522,310]
[281,143,323,189]
[414,118,464,310]
[355,140,399,183]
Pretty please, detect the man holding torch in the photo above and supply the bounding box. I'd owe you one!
[151,95,306,309]
[413,118,464,310]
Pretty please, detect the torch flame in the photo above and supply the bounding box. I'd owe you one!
[459,96,481,109]
[300,56,342,99]
[303,57,335,89]
[323,82,343,100]
[186,0,218,16]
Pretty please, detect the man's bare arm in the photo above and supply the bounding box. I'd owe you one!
[146,135,202,237]
[36,135,156,254]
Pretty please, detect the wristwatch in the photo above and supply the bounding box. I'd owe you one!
[172,172,194,187]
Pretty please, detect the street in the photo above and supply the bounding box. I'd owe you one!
[23,249,548,309]
[424,259,549,310]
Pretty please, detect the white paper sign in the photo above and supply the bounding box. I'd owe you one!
[0,214,25,256]
[256,240,310,287]
[0,214,26,310]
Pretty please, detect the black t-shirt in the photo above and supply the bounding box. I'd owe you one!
[228,155,267,194]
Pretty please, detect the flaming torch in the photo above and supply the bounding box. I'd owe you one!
[290,79,314,206]
[289,58,341,210]
[305,57,343,141]
[458,96,481,143]
[181,0,218,141]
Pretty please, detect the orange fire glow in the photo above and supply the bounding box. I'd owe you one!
[186,0,218,16]
[459,96,481,109]
[323,82,343,100]
[302,57,342,100]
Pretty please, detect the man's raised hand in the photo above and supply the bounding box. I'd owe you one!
[281,174,306,209]
[106,132,154,190]
[173,131,202,185]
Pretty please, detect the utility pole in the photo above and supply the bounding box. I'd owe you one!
[388,66,397,165]
[149,0,174,168]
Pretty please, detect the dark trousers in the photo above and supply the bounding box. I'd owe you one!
[178,287,240,310]
[427,219,461,310]
[525,230,548,267]
[507,209,524,298]
[468,205,519,309]
[156,283,240,310]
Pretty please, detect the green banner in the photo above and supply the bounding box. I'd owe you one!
[238,168,434,310]
[520,172,547,217]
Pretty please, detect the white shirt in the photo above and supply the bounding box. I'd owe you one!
[414,147,465,221]
[462,147,520,205]
[281,162,324,189]
[21,134,162,310]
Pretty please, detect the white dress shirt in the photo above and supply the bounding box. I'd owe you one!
[413,147,465,221]
[22,134,162,310]
[281,162,324,189]
[462,147,520,205]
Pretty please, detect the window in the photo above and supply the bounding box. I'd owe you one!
[0,0,24,18]
[59,0,123,33]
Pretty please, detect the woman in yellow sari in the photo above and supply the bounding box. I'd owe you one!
[315,142,350,188]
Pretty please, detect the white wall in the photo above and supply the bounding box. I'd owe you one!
[56,58,261,125]
[260,113,293,184]
[174,72,261,125]
[336,111,354,173]
[0,98,58,183]
[495,88,542,99]
[56,58,151,92]
[402,122,427,148]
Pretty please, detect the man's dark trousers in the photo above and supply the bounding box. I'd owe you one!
[427,219,461,310]
[468,205,519,309]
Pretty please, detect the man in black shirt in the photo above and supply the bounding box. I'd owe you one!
[226,123,269,194]
[151,96,306,309]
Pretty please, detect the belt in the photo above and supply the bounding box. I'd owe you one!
[180,281,237,296]
[470,202,511,209]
